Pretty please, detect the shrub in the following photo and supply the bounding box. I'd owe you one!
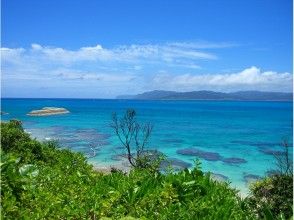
[247,141,293,219]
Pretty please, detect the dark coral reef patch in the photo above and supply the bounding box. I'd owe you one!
[222,157,247,164]
[176,148,222,161]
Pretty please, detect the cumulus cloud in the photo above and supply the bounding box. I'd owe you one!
[151,67,293,92]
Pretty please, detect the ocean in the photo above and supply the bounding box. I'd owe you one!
[1,98,293,195]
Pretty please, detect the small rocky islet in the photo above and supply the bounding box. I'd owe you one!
[27,107,70,116]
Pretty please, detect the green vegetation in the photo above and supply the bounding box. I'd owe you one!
[247,142,293,219]
[1,120,292,219]
[248,174,293,219]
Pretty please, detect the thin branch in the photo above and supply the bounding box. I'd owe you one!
[110,109,154,169]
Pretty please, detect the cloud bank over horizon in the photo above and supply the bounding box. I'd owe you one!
[1,42,292,98]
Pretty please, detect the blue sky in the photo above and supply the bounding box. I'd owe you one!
[2,0,293,98]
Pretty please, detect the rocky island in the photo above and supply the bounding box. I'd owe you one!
[27,107,70,116]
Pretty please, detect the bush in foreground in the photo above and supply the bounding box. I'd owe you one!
[247,141,293,219]
[247,174,293,219]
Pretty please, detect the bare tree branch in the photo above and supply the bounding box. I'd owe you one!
[274,140,293,176]
[110,109,157,169]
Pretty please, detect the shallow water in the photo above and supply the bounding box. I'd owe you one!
[1,98,293,195]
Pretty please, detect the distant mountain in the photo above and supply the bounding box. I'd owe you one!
[116,90,293,101]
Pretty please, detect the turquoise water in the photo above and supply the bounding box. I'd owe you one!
[1,98,293,194]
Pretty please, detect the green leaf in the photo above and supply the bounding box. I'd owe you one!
[19,164,39,177]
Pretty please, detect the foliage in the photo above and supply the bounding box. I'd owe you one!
[0,120,258,219]
[248,175,293,219]
[247,141,293,219]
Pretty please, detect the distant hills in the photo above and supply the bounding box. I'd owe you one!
[116,90,293,101]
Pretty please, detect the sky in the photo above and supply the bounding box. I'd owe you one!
[1,0,293,98]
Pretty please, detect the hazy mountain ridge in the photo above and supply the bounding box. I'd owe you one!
[116,90,293,101]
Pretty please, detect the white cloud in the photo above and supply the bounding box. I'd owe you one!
[151,66,293,92]
[2,42,217,67]
[1,42,292,97]
[54,69,135,82]
[31,43,43,50]
[1,47,25,64]
[167,41,238,49]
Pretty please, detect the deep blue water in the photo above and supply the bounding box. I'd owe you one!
[1,98,293,194]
